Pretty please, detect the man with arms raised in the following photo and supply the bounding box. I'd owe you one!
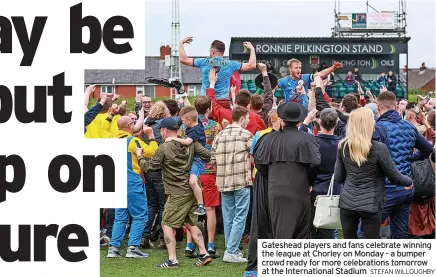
[278,59,342,108]
[180,37,256,106]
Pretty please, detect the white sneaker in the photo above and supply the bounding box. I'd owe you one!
[235,250,244,257]
[223,250,247,263]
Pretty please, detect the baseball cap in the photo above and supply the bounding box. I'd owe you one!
[365,103,378,116]
[160,117,179,131]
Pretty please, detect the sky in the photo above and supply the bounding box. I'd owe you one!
[144,0,435,68]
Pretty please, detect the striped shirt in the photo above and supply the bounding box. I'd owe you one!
[211,124,253,192]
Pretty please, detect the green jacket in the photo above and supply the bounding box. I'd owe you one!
[138,140,211,195]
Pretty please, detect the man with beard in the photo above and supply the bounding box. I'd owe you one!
[253,102,320,239]
[278,59,342,108]
[179,37,256,105]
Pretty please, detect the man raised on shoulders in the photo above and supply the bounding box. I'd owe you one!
[179,36,256,102]
[278,59,342,108]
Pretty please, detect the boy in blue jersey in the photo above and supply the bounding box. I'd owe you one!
[180,37,256,101]
[165,105,208,216]
[278,59,342,108]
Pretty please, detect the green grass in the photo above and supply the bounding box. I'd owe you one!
[407,94,435,103]
[100,235,247,277]
[88,96,198,112]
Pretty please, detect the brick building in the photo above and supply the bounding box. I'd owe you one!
[405,68,435,92]
[85,46,207,99]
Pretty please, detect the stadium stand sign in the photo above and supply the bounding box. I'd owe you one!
[230,37,409,74]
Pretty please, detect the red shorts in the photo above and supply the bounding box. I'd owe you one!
[200,174,220,207]
[215,99,231,110]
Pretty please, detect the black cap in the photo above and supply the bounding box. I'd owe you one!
[160,117,180,131]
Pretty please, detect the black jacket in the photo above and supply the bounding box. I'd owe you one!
[311,133,342,199]
[335,140,412,213]
[387,74,397,87]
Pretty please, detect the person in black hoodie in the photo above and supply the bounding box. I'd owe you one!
[302,108,342,238]
[335,107,413,239]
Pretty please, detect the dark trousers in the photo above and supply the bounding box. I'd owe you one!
[100,209,104,228]
[143,171,165,240]
[341,208,382,239]
[382,190,413,239]
[310,198,335,239]
[106,208,115,238]
[358,190,413,239]
[244,186,254,236]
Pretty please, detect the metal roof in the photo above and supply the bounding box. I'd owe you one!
[84,69,147,84]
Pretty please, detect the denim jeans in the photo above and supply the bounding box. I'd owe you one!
[358,189,413,239]
[382,189,413,239]
[110,191,148,248]
[143,171,165,239]
[221,187,250,254]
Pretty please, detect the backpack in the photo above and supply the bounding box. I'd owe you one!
[411,158,435,203]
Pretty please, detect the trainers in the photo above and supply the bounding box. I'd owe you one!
[185,247,198,258]
[223,251,247,263]
[235,250,244,258]
[140,238,151,249]
[107,246,121,258]
[207,247,220,259]
[194,204,206,216]
[126,246,149,258]
[100,235,110,247]
[156,259,179,268]
[194,253,212,266]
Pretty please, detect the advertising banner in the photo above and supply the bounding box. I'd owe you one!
[231,54,399,74]
[351,12,396,29]
[230,41,407,55]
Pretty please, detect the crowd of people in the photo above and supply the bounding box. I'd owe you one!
[84,38,435,277]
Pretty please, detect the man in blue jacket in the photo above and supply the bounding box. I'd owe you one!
[372,91,433,239]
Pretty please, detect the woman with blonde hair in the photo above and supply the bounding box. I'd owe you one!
[334,107,413,239]
[144,101,171,144]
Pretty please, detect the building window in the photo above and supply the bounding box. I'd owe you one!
[136,86,145,96]
[188,85,197,96]
[188,85,202,96]
[101,85,114,94]
[144,85,155,97]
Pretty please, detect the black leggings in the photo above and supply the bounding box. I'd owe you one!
[340,208,382,239]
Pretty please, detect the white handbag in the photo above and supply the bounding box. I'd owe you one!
[313,177,342,229]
